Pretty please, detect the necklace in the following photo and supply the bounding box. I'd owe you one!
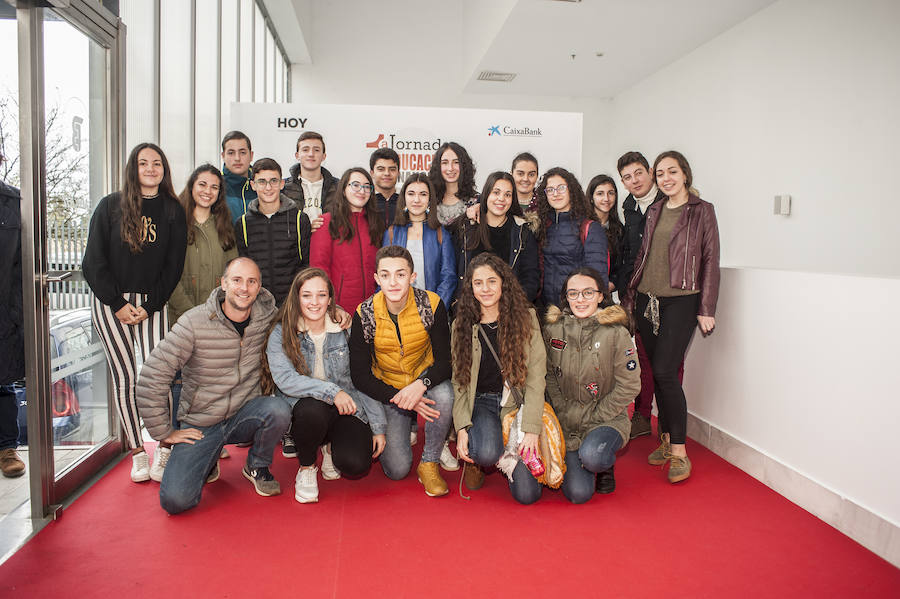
[482,321,499,330]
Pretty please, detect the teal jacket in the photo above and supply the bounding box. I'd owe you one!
[223,165,257,222]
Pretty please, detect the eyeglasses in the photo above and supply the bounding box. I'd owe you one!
[565,288,599,300]
[347,181,374,193]
[253,178,281,188]
[545,184,568,197]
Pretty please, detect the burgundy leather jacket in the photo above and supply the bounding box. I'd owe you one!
[625,193,720,317]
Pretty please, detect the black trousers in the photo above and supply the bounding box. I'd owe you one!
[291,397,373,478]
[635,293,699,445]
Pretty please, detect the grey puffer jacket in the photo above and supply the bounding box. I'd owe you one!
[136,286,277,441]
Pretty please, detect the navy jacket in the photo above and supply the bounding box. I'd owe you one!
[0,181,23,384]
[541,211,609,307]
[383,223,457,308]
[455,215,540,303]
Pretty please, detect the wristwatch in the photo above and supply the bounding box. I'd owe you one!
[420,376,431,388]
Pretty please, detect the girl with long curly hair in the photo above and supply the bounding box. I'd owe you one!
[82,142,187,483]
[451,253,547,504]
[585,174,625,295]
[427,142,479,228]
[168,164,238,323]
[544,268,641,503]
[309,167,385,313]
[535,167,609,307]
[261,268,386,503]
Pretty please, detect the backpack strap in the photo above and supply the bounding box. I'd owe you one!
[296,210,303,260]
[437,226,442,245]
[580,219,591,244]
[388,226,394,245]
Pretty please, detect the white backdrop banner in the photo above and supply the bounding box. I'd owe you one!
[229,103,583,189]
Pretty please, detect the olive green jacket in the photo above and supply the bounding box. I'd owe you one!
[543,304,641,450]
[168,217,238,324]
[452,309,547,435]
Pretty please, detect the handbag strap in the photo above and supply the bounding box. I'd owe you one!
[477,324,524,405]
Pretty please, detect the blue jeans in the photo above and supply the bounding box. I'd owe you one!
[379,380,453,480]
[468,392,542,505]
[561,425,623,504]
[159,395,290,515]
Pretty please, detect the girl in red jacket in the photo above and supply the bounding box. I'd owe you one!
[310,168,385,313]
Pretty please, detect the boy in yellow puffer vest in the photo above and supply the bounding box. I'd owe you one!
[349,245,454,497]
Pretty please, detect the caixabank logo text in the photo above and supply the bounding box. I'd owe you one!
[487,124,543,137]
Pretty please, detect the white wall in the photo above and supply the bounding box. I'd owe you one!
[684,267,900,527]
[288,0,612,178]
[606,0,900,278]
[602,0,900,538]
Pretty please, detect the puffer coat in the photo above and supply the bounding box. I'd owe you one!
[136,286,277,441]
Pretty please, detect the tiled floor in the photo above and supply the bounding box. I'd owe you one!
[0,447,92,517]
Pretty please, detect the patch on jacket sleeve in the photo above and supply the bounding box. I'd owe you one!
[626,359,637,371]
[584,381,600,397]
[549,338,566,350]
[625,347,636,357]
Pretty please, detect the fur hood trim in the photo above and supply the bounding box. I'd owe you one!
[544,304,629,327]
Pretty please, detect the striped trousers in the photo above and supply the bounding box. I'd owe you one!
[91,293,171,449]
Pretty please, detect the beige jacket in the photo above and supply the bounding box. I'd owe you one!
[137,286,277,441]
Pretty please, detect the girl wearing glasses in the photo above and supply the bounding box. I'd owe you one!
[535,167,608,308]
[451,253,546,504]
[428,142,479,228]
[586,174,625,296]
[544,268,640,503]
[624,151,720,484]
[382,173,457,309]
[310,168,385,313]
[82,143,187,483]
[455,171,540,304]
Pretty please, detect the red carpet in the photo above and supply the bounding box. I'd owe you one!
[1,427,898,598]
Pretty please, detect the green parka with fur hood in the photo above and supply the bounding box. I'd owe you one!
[543,304,641,450]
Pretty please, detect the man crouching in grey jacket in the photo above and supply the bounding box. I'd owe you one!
[137,257,290,514]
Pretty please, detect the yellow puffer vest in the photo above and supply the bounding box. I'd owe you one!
[358,288,441,389]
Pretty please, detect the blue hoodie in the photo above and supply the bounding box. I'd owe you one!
[223,165,257,222]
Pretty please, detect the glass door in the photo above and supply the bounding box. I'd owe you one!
[17,3,125,518]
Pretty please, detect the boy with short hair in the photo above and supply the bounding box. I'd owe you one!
[221,130,257,222]
[283,131,338,229]
[369,147,400,224]
[349,245,454,497]
[235,158,311,305]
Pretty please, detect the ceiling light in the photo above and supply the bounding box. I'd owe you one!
[478,71,517,82]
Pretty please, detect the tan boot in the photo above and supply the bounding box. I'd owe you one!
[0,448,26,478]
[667,453,692,483]
[416,461,449,497]
[630,411,652,439]
[648,433,671,466]
[462,462,485,490]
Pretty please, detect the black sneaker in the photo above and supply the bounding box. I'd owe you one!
[281,434,297,458]
[242,465,281,496]
[595,466,616,494]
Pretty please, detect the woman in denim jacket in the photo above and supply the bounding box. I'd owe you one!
[262,268,386,503]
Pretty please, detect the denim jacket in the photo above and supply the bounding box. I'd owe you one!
[266,318,386,434]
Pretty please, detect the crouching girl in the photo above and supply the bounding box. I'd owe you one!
[262,268,386,503]
[451,253,547,504]
[544,268,641,504]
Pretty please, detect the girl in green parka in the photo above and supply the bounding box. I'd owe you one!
[544,267,641,504]
[168,164,238,324]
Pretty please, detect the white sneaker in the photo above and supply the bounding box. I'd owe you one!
[409,431,417,446]
[149,446,171,482]
[321,444,341,480]
[440,441,459,471]
[294,466,319,503]
[131,451,150,482]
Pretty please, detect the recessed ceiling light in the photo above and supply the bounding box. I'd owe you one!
[596,52,604,57]
[478,71,517,82]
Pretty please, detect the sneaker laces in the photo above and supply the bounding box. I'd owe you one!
[155,448,171,469]
[298,467,317,486]
[665,452,687,469]
[252,466,274,481]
